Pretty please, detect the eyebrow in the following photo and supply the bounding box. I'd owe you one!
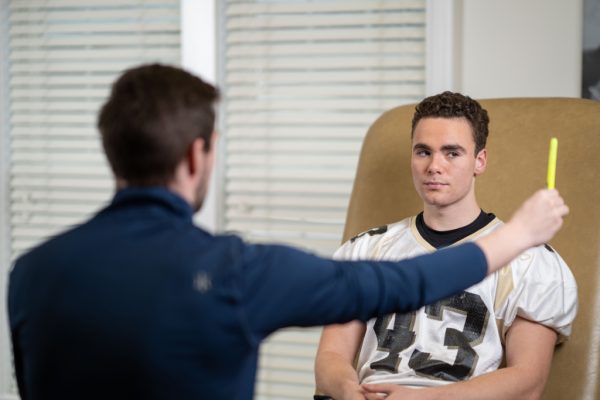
[441,144,467,153]
[413,143,431,151]
[412,143,467,153]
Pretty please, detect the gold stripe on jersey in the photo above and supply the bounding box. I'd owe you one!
[494,265,514,345]
[494,266,514,313]
[409,216,435,251]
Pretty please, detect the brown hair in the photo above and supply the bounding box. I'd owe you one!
[411,91,489,154]
[98,64,219,186]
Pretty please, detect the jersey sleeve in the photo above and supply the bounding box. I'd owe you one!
[496,245,578,343]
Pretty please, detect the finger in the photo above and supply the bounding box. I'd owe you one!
[361,383,395,393]
[555,203,569,216]
[364,393,386,400]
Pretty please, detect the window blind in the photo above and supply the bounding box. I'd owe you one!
[3,0,180,395]
[7,0,180,257]
[220,1,427,398]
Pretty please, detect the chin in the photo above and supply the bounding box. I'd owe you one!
[423,194,454,208]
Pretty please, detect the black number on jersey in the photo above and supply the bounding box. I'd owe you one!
[370,312,416,372]
[350,225,388,243]
[370,291,489,381]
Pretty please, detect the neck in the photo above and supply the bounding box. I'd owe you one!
[167,178,195,207]
[422,196,481,231]
[115,173,196,208]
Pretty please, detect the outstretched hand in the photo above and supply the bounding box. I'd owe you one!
[508,189,569,248]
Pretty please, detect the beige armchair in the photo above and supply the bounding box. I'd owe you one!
[341,98,600,400]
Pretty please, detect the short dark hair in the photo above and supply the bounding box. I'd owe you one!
[98,63,219,186]
[411,91,489,154]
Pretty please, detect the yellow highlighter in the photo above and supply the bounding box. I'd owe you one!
[547,138,558,189]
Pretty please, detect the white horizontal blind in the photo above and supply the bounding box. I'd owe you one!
[7,0,181,258]
[220,1,426,398]
[4,0,180,395]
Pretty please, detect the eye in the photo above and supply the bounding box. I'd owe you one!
[447,151,460,158]
[415,149,430,157]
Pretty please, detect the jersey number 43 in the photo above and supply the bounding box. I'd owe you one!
[371,291,489,381]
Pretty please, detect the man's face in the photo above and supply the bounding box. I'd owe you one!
[411,117,486,209]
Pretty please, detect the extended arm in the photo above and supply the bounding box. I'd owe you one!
[243,189,567,337]
[362,317,557,400]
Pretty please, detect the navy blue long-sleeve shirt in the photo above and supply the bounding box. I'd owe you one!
[8,187,487,399]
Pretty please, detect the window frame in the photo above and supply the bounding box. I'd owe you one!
[426,0,460,94]
[181,0,220,232]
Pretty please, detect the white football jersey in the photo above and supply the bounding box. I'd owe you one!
[335,216,578,387]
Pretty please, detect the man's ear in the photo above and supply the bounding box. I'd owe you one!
[187,137,206,176]
[187,132,218,175]
[474,148,487,176]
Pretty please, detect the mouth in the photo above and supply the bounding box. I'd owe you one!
[424,181,448,190]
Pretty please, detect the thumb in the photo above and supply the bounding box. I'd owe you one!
[361,383,396,393]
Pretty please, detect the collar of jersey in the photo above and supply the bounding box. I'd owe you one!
[409,215,502,252]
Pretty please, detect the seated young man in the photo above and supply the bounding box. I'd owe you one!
[314,92,578,400]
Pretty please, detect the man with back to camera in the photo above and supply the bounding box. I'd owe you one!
[8,65,569,400]
[314,92,578,400]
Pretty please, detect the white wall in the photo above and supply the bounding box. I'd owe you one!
[459,0,583,98]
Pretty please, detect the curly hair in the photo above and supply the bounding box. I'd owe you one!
[411,91,489,154]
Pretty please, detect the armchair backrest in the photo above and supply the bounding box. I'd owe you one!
[343,98,600,400]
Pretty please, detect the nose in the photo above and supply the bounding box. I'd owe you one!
[426,153,443,175]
